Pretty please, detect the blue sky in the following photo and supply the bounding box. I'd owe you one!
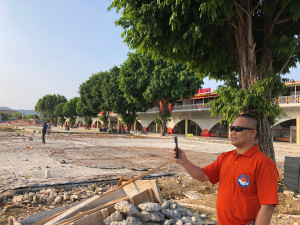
[0,1,299,110]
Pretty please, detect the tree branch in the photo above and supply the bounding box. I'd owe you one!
[276,17,292,25]
[234,4,245,27]
[234,0,250,16]
[279,34,299,74]
[232,23,238,30]
[250,0,266,14]
[270,1,290,32]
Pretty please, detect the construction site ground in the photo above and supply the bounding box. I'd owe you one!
[0,124,299,224]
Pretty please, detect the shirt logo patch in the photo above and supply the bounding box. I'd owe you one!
[238,174,250,188]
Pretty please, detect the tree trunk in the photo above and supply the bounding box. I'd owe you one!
[257,113,276,162]
[160,99,169,136]
[234,0,276,162]
[127,121,133,132]
[234,0,257,89]
[102,111,109,128]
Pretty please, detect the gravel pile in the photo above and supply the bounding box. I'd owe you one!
[104,200,203,225]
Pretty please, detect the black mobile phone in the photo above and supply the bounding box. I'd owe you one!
[174,136,178,159]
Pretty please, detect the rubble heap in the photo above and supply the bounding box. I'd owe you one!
[104,200,203,225]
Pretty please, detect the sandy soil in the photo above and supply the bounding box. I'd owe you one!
[0,125,299,224]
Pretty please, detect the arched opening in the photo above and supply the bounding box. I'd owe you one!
[272,119,296,142]
[210,121,229,138]
[136,121,143,131]
[147,121,161,133]
[93,121,101,128]
[77,121,83,128]
[173,120,202,136]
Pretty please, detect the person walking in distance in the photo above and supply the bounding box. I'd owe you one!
[42,122,48,144]
[174,114,279,225]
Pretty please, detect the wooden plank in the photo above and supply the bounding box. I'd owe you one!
[285,156,300,164]
[22,201,81,225]
[148,188,155,203]
[101,205,115,220]
[122,179,163,203]
[32,208,70,225]
[33,162,168,225]
[57,196,129,225]
[130,189,151,206]
[71,210,103,225]
[284,166,300,174]
[44,195,103,225]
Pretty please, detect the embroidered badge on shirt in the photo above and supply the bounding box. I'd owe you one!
[237,174,250,188]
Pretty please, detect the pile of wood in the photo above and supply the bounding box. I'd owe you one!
[12,163,168,225]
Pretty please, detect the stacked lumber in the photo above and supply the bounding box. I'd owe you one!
[17,179,162,225]
[17,162,168,225]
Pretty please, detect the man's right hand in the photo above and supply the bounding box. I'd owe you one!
[173,147,187,165]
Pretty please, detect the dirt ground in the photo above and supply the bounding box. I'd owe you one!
[0,124,299,224]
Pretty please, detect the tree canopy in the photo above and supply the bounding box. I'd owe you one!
[63,97,79,126]
[119,52,200,135]
[35,94,67,123]
[110,0,300,160]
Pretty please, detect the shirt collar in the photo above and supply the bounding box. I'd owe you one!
[233,144,259,157]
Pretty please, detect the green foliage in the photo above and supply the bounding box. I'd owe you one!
[35,94,67,123]
[154,110,171,126]
[13,112,22,120]
[102,66,141,129]
[0,112,9,121]
[55,102,66,125]
[84,117,93,128]
[110,0,300,78]
[119,52,200,135]
[63,97,79,125]
[79,72,106,116]
[25,114,40,120]
[209,75,285,125]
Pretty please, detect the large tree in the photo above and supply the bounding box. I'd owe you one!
[63,97,79,126]
[119,52,200,135]
[76,98,94,129]
[35,94,67,123]
[103,66,146,131]
[55,102,66,126]
[79,72,110,127]
[110,0,300,161]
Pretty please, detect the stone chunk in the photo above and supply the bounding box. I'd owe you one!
[114,200,139,215]
[13,195,23,202]
[126,216,142,225]
[138,202,162,212]
[110,211,124,222]
[283,190,294,198]
[137,211,164,222]
[54,196,62,204]
[161,208,181,219]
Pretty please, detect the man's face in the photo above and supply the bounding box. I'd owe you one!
[230,117,257,148]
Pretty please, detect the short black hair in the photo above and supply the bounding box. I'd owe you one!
[236,114,259,131]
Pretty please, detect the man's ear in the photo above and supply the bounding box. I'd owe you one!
[252,129,258,138]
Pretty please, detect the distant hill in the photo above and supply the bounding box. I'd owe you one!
[0,107,37,115]
[0,107,12,111]
[17,109,37,115]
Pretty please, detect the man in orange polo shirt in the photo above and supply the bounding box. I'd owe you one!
[174,114,279,225]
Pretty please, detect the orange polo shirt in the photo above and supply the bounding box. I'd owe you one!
[203,145,279,225]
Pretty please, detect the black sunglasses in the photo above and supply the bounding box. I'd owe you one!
[230,126,254,132]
